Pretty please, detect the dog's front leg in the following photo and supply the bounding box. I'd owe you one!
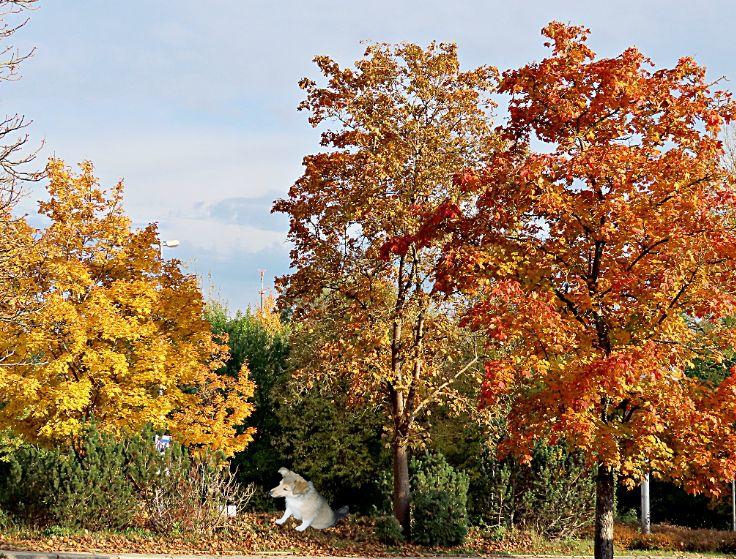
[275,508,292,525]
[295,518,312,532]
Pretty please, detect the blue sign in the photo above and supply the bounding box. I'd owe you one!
[155,434,172,453]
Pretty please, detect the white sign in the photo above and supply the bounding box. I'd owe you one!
[219,504,237,517]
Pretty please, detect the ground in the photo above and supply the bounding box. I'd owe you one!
[1,516,736,557]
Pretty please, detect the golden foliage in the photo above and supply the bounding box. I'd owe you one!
[254,294,284,336]
[0,159,254,455]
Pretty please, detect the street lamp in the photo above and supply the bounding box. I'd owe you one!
[159,239,180,259]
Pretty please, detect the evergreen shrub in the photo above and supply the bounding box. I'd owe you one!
[411,453,469,546]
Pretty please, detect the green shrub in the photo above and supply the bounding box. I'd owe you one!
[462,442,594,539]
[485,524,507,541]
[0,425,137,530]
[50,424,136,531]
[275,375,386,513]
[411,453,469,546]
[0,507,11,529]
[516,444,595,539]
[0,444,61,522]
[124,426,191,503]
[207,302,290,510]
[467,447,518,528]
[42,525,81,537]
[617,507,639,526]
[0,424,252,534]
[375,514,404,545]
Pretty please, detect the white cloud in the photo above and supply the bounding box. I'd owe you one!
[165,217,287,258]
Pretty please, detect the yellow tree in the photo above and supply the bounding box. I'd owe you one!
[0,160,255,455]
[274,42,496,532]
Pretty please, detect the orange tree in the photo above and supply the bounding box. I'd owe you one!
[0,160,255,455]
[399,23,736,559]
[274,42,496,532]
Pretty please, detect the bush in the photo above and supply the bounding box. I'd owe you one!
[125,426,255,534]
[275,375,386,513]
[516,444,595,539]
[467,448,518,528]
[0,507,11,529]
[0,444,59,522]
[0,426,136,530]
[411,453,469,546]
[463,442,595,539]
[374,514,404,545]
[48,424,137,531]
[139,453,254,535]
[124,426,192,526]
[0,424,253,534]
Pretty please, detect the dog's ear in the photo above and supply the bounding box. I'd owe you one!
[278,467,290,477]
[293,479,309,495]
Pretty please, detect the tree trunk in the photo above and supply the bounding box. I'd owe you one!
[640,472,650,535]
[392,436,411,537]
[595,464,616,559]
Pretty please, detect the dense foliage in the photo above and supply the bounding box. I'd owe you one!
[395,21,736,558]
[206,299,289,501]
[411,453,470,546]
[1,161,256,455]
[0,424,252,533]
[274,41,494,532]
[374,514,405,545]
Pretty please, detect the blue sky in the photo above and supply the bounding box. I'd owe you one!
[7,1,736,311]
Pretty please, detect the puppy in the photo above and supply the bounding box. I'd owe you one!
[269,467,349,531]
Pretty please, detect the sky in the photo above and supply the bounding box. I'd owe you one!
[6,0,736,311]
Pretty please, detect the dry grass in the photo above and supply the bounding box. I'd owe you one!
[616,522,736,554]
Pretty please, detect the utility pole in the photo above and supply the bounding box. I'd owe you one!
[258,269,266,310]
[641,472,651,534]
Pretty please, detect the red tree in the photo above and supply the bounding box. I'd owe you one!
[400,23,736,558]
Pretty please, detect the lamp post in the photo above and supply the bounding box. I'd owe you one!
[158,239,180,259]
[258,269,266,310]
[156,240,179,398]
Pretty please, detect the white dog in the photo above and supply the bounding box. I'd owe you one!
[269,467,349,531]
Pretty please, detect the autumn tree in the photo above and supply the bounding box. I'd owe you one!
[274,43,497,533]
[0,0,41,367]
[402,23,736,559]
[0,0,38,212]
[0,160,255,455]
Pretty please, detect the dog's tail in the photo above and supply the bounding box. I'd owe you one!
[332,505,349,525]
